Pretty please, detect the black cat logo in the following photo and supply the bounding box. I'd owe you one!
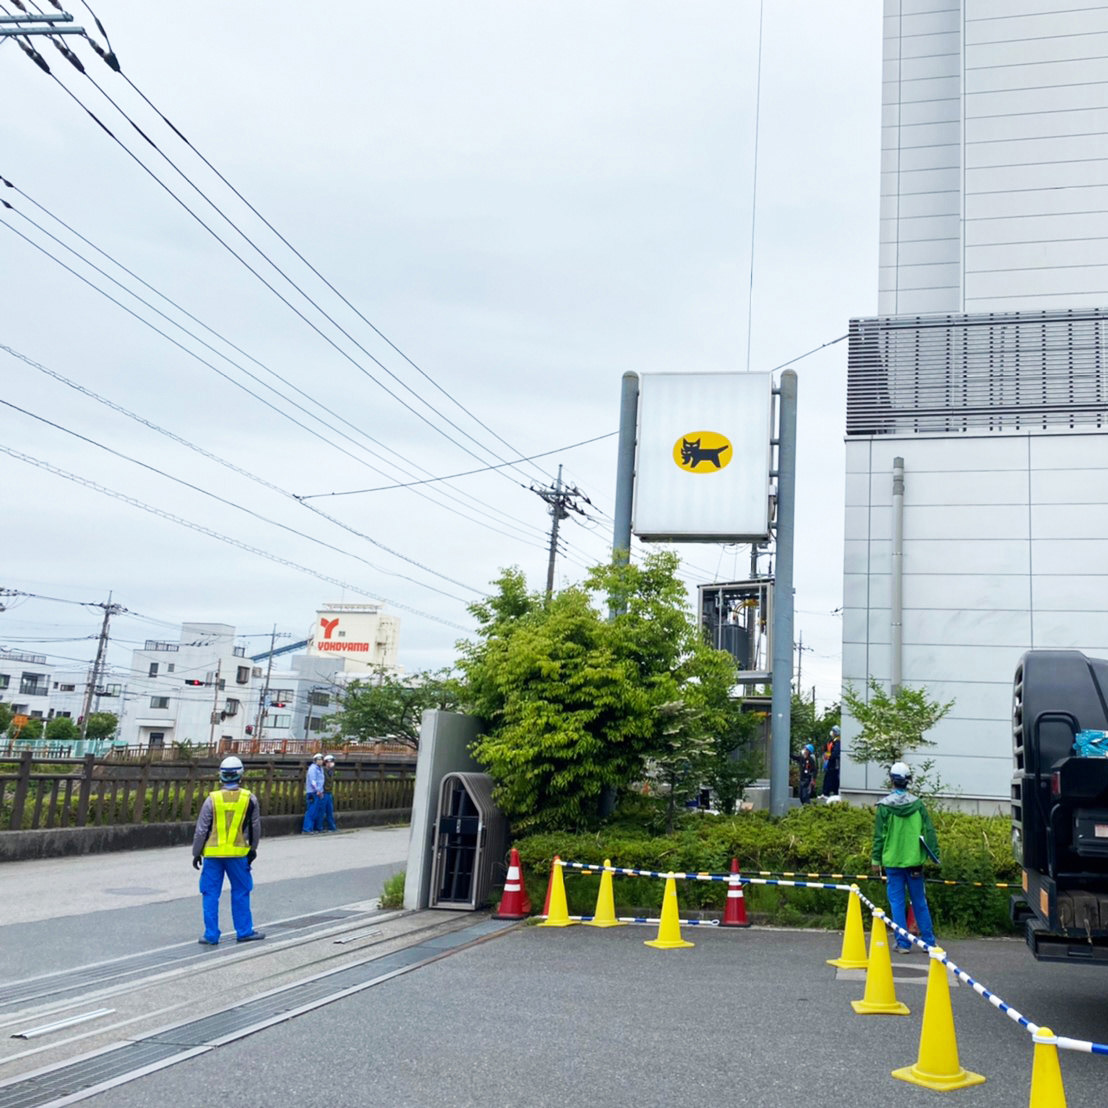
[674,432,732,471]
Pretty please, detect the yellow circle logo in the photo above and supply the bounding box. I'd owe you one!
[673,431,732,472]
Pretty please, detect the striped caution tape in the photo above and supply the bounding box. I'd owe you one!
[560,861,1017,891]
[543,915,721,926]
[852,885,1108,1056]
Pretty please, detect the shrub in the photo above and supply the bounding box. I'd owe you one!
[378,870,405,909]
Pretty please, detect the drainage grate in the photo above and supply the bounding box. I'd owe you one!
[0,917,516,1108]
[0,910,364,1013]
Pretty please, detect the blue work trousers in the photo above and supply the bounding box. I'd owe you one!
[320,792,336,831]
[302,794,324,833]
[885,866,936,949]
[199,855,254,942]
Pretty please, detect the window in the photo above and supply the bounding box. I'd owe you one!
[150,696,170,710]
[58,710,72,719]
[148,662,159,678]
[308,715,327,731]
[98,684,122,697]
[149,732,165,749]
[0,674,8,690]
[270,689,294,707]
[59,683,75,692]
[167,663,175,673]
[236,665,250,685]
[20,673,48,697]
[309,690,330,707]
[270,713,292,729]
[224,698,240,717]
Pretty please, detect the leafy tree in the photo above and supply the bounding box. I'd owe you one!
[45,716,80,743]
[337,668,460,748]
[705,699,763,816]
[83,712,119,742]
[10,715,43,741]
[0,702,12,735]
[458,553,738,834]
[842,678,953,792]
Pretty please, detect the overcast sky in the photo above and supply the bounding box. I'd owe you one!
[0,1,882,707]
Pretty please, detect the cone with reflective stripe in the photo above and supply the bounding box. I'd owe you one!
[828,885,869,968]
[538,856,576,927]
[586,858,625,927]
[721,857,751,927]
[645,873,694,949]
[851,910,909,1015]
[892,947,985,1090]
[493,848,531,920]
[1028,1027,1067,1107]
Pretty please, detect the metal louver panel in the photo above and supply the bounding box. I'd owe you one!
[847,307,1108,436]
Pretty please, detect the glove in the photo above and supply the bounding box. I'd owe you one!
[192,856,203,871]
[247,849,257,868]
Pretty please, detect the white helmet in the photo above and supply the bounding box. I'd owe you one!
[313,752,324,762]
[889,761,912,786]
[219,755,244,784]
[323,754,335,764]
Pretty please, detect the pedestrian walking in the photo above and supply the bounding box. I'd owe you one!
[821,725,841,797]
[871,761,939,953]
[320,754,337,832]
[191,755,264,945]
[302,752,325,833]
[792,743,818,804]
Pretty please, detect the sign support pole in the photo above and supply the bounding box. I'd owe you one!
[769,370,797,816]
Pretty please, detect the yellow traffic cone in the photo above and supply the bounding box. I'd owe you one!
[537,858,577,927]
[645,873,694,949]
[851,910,909,1015]
[892,947,985,1090]
[828,885,869,969]
[1029,1027,1067,1107]
[585,859,625,928]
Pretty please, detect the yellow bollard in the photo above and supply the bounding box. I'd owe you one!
[892,947,985,1090]
[585,859,625,928]
[644,873,694,949]
[851,910,909,1016]
[828,885,869,969]
[1028,1027,1068,1107]
[537,858,577,927]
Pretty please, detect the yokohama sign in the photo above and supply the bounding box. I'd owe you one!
[317,641,370,652]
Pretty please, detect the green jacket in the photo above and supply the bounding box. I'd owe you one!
[871,791,940,868]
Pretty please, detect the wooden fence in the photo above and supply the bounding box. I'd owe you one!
[0,752,417,832]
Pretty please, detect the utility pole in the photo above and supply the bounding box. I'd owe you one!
[208,658,223,748]
[253,626,289,746]
[530,465,590,598]
[79,594,124,742]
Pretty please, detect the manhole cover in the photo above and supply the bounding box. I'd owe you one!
[103,887,164,896]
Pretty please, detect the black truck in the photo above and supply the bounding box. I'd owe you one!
[1012,648,1108,962]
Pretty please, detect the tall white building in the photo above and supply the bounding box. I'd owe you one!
[843,2,1108,806]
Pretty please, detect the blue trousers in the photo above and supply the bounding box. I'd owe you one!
[302,795,323,833]
[885,866,936,949]
[199,855,254,942]
[320,793,336,831]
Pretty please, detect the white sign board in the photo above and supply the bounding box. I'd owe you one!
[632,371,773,541]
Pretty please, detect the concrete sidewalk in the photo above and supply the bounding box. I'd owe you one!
[0,824,411,927]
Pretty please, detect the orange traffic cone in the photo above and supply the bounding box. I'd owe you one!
[721,857,751,927]
[492,847,531,920]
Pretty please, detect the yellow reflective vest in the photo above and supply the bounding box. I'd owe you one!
[203,788,254,858]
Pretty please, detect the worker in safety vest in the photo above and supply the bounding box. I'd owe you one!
[192,755,264,945]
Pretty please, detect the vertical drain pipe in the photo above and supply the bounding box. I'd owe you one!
[891,457,905,695]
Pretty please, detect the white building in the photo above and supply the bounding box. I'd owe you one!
[305,602,400,677]
[842,2,1108,807]
[0,649,53,730]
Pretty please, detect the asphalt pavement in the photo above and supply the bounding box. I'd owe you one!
[2,828,1108,1106]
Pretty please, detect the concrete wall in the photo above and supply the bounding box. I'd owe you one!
[842,429,1108,801]
[0,808,411,864]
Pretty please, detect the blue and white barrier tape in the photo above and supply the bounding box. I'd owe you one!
[560,860,849,891]
[853,884,1108,1056]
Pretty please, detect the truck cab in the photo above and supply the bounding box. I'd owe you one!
[1012,649,1108,961]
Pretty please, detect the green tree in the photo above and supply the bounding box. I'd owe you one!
[842,678,953,792]
[10,715,43,741]
[45,716,80,743]
[458,553,738,834]
[83,712,119,742]
[0,702,12,735]
[705,699,763,816]
[337,668,459,748]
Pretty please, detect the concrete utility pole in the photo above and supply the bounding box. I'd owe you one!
[208,658,223,748]
[79,594,123,742]
[531,465,589,598]
[254,625,278,745]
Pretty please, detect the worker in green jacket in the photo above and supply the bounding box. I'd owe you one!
[871,761,939,953]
